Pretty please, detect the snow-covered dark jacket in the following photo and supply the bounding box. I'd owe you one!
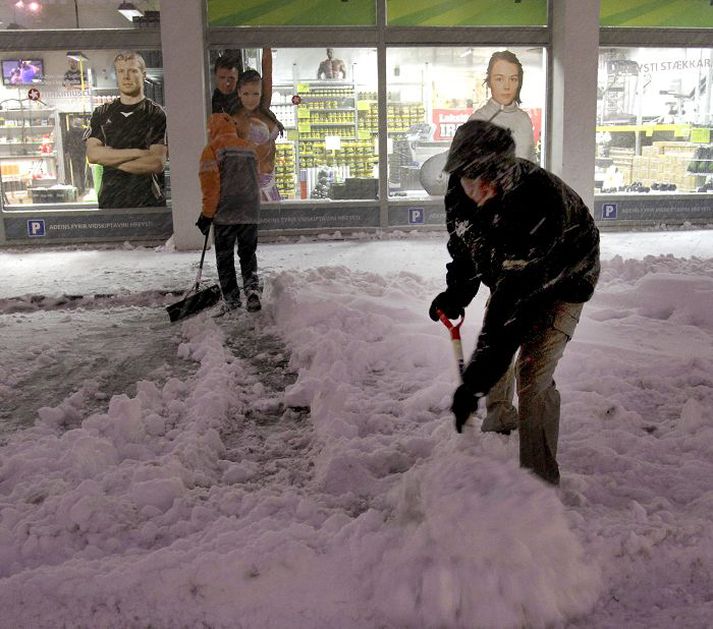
[444,160,600,396]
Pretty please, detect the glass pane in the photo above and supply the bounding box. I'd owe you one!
[600,0,713,28]
[209,47,378,203]
[206,0,376,26]
[596,47,713,195]
[386,47,545,199]
[0,1,160,29]
[387,0,547,27]
[0,49,167,211]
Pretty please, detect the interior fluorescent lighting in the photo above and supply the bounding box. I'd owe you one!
[67,51,89,61]
[117,1,143,20]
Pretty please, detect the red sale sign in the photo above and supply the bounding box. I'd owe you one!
[432,109,472,141]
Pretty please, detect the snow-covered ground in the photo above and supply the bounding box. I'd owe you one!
[1,229,712,628]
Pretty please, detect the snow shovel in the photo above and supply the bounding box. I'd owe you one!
[166,230,221,322]
[436,308,465,376]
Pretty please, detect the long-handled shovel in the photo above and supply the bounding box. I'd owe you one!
[436,308,465,376]
[437,309,478,432]
[166,230,222,323]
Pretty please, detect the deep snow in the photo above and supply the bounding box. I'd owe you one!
[1,229,712,628]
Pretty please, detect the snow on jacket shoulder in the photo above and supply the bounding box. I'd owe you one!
[444,161,600,395]
[445,161,600,309]
[199,113,260,224]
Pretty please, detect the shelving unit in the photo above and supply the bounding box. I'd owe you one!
[268,80,429,199]
[0,106,58,204]
[272,79,381,198]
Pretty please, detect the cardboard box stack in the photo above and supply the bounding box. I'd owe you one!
[632,142,705,191]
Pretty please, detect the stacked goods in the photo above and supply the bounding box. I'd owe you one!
[687,145,713,175]
[357,101,426,134]
[632,141,705,191]
[298,139,376,176]
[274,141,295,199]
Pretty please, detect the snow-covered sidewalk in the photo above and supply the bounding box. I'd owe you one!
[1,230,713,628]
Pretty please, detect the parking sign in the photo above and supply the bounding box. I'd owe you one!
[27,219,46,237]
[408,207,425,224]
[601,203,618,220]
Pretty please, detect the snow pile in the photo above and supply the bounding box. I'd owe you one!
[0,263,603,629]
[2,234,713,627]
[371,450,601,627]
[270,266,602,627]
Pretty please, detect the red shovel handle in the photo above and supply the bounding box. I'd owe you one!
[436,308,465,376]
[436,308,464,338]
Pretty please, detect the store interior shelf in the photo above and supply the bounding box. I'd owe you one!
[0,108,54,114]
[0,153,56,159]
[0,125,55,131]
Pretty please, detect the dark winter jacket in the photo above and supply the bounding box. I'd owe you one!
[444,160,600,396]
[211,88,239,116]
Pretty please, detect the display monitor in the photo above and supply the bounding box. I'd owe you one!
[2,59,44,86]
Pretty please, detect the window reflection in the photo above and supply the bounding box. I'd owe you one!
[0,49,165,210]
[386,47,545,199]
[596,47,713,195]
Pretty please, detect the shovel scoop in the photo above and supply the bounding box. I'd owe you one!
[166,230,221,322]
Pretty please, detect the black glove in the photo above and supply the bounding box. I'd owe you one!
[195,214,213,236]
[451,384,481,433]
[429,290,464,322]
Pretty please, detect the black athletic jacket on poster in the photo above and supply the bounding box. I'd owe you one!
[85,98,167,209]
[211,89,239,116]
[443,160,601,396]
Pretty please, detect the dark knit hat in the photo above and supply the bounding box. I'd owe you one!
[444,120,516,180]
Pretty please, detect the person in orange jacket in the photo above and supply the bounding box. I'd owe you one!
[196,113,266,313]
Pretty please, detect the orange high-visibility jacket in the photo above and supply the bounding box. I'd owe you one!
[199,113,260,225]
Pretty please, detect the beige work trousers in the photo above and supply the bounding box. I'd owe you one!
[483,301,583,485]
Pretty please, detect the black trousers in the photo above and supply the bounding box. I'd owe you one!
[213,223,259,305]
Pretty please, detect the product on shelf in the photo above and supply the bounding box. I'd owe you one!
[274,141,296,199]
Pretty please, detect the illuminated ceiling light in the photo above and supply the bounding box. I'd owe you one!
[66,51,89,62]
[14,0,25,8]
[117,1,143,21]
[27,1,41,12]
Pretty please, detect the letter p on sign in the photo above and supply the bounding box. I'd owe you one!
[27,219,46,237]
[602,203,617,220]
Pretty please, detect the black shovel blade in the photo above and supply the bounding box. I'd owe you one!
[166,284,222,322]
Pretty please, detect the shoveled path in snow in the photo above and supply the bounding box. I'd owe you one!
[217,313,315,492]
[0,301,194,441]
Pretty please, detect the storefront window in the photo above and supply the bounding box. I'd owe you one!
[209,46,378,203]
[386,46,546,199]
[0,48,166,211]
[0,1,160,29]
[596,47,713,195]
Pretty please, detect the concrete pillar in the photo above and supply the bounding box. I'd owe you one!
[160,0,207,250]
[550,0,600,210]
